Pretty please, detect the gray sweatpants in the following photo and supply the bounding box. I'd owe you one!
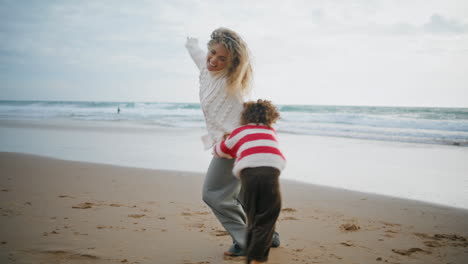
[202,156,247,248]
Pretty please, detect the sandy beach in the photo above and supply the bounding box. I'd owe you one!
[1,152,467,264]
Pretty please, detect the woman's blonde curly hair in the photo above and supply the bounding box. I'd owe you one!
[208,27,253,97]
[240,99,280,128]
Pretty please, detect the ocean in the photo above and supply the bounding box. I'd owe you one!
[1,100,467,146]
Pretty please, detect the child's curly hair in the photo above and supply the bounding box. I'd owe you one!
[240,99,280,128]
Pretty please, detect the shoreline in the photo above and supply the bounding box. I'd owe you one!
[1,152,467,263]
[2,118,468,147]
[1,150,467,212]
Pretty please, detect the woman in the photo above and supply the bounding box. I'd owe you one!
[186,28,279,256]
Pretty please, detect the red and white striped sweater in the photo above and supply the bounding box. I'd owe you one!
[214,124,286,178]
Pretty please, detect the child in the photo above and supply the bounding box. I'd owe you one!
[214,99,285,264]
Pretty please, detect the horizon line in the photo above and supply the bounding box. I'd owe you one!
[0,99,467,109]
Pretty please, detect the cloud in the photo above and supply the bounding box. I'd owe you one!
[333,13,468,37]
[0,1,188,73]
[380,13,468,36]
[423,13,468,34]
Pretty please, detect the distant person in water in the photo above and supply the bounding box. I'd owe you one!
[213,99,285,264]
[117,107,120,114]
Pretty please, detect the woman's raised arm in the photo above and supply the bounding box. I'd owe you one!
[185,37,205,70]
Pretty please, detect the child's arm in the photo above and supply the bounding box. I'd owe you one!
[185,37,205,70]
[213,136,234,159]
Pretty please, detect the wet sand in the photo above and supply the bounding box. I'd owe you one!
[0,152,467,263]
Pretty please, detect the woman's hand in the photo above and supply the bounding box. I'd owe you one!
[186,37,199,47]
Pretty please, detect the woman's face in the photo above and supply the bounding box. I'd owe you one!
[206,43,229,72]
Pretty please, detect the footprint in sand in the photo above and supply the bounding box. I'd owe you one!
[181,210,210,218]
[340,223,360,232]
[1,207,22,217]
[383,229,399,238]
[224,255,246,261]
[281,208,297,213]
[434,233,467,242]
[72,201,136,209]
[190,223,206,229]
[128,214,145,219]
[424,241,443,247]
[392,247,431,256]
[380,221,402,227]
[211,229,229,236]
[194,211,210,215]
[27,250,99,261]
[281,216,299,221]
[414,232,468,248]
[58,195,75,198]
[96,225,113,229]
[1,209,10,217]
[280,208,299,221]
[72,202,95,209]
[212,230,229,236]
[43,230,60,236]
[73,232,88,236]
[329,253,343,260]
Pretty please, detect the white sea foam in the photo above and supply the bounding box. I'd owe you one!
[1,100,467,146]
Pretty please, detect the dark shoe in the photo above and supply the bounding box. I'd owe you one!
[224,243,245,256]
[271,232,280,248]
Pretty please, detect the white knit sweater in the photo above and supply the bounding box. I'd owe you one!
[185,38,244,150]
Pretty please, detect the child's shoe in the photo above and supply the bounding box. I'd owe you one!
[271,232,280,248]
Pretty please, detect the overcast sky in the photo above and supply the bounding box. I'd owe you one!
[1,0,467,107]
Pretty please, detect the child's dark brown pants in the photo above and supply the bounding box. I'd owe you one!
[240,167,281,263]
